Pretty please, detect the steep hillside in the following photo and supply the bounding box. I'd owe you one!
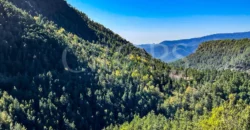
[7,0,132,47]
[172,39,250,72]
[138,32,250,62]
[1,0,250,130]
[0,0,170,129]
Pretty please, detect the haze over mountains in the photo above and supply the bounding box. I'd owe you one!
[138,31,250,62]
[1,0,250,130]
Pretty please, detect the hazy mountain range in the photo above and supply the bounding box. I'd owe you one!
[138,31,250,62]
[1,0,250,129]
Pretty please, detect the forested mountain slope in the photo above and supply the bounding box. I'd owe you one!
[1,0,250,130]
[172,39,250,72]
[0,0,171,129]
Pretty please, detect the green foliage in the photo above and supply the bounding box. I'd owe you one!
[173,39,250,72]
[0,0,168,129]
[108,101,250,130]
[199,100,250,130]
[1,0,250,130]
[105,112,169,130]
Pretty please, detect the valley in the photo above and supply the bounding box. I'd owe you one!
[0,0,250,130]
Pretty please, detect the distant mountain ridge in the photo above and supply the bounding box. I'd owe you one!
[160,31,250,45]
[138,31,250,62]
[2,0,250,129]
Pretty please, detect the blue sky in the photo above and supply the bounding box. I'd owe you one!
[67,0,250,44]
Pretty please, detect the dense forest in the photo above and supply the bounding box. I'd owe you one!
[0,0,250,130]
[172,39,250,72]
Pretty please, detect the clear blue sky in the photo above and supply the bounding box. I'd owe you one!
[67,0,250,44]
